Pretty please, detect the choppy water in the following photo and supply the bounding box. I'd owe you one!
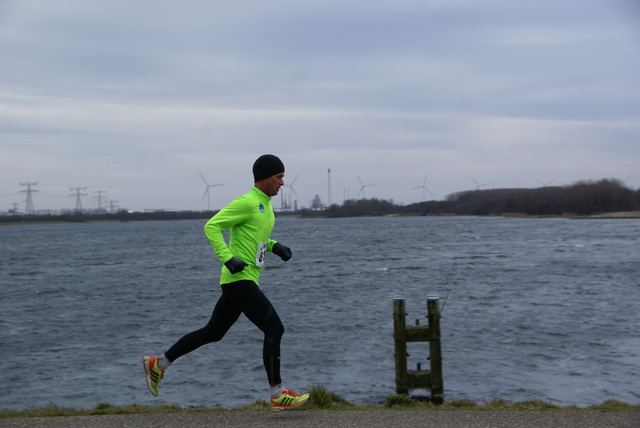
[1,216,638,410]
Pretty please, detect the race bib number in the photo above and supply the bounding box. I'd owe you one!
[256,242,268,266]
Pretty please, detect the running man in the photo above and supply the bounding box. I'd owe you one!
[143,154,308,412]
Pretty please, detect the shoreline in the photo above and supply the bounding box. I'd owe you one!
[296,211,640,220]
[3,397,639,418]
[2,210,640,226]
[2,391,639,428]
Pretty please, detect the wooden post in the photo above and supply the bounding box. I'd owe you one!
[427,296,444,403]
[393,298,408,395]
[393,296,444,403]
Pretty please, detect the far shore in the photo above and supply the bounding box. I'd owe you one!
[3,210,640,226]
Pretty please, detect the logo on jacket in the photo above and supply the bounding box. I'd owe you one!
[259,204,265,213]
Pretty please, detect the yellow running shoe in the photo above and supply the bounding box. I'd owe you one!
[271,389,309,412]
[142,356,164,397]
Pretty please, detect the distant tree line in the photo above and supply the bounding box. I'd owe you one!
[2,178,638,224]
[301,178,640,218]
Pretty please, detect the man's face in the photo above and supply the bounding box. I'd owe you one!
[261,172,285,197]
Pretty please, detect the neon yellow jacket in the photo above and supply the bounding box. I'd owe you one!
[204,187,277,285]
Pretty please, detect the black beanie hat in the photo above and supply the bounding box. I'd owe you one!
[253,154,285,182]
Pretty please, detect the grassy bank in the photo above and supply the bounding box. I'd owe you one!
[2,386,639,419]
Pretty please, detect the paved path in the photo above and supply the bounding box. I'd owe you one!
[1,411,638,428]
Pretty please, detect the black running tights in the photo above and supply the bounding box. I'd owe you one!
[164,280,284,386]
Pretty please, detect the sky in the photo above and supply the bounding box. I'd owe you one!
[0,0,639,213]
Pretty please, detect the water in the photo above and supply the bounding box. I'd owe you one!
[1,216,638,410]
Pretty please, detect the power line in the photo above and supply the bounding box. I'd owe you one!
[107,200,119,213]
[93,190,108,212]
[20,182,38,214]
[69,187,88,213]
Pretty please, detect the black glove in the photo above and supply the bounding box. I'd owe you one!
[272,242,292,261]
[224,257,248,274]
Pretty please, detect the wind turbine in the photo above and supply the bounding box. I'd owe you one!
[356,175,376,199]
[200,173,222,210]
[535,178,556,187]
[283,174,299,211]
[470,176,490,190]
[413,174,433,201]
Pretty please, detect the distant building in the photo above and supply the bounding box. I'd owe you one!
[311,194,324,210]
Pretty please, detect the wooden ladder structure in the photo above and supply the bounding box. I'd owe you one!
[393,296,444,403]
